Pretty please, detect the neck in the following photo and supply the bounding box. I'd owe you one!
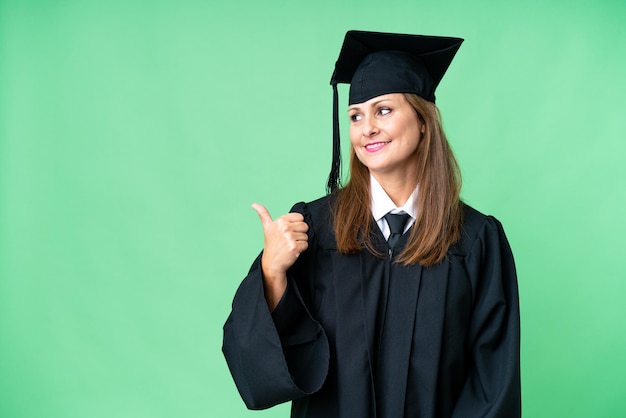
[371,171,418,207]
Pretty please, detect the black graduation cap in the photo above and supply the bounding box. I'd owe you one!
[326,30,464,193]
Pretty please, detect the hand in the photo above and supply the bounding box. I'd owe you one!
[252,203,309,310]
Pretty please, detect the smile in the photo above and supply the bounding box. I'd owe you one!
[364,141,390,152]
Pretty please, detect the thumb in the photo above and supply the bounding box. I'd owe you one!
[251,203,273,226]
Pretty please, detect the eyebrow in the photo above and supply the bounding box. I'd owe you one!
[348,99,392,112]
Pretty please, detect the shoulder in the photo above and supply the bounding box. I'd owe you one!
[290,194,336,221]
[449,202,511,257]
[461,203,492,237]
[289,195,336,247]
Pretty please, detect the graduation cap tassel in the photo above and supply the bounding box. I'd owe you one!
[327,81,341,194]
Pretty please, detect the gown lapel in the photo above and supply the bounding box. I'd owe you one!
[332,250,375,418]
[332,225,428,418]
[375,230,422,418]
[405,260,450,417]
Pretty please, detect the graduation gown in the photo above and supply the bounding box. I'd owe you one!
[223,196,520,417]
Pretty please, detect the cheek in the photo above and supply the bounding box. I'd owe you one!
[399,128,422,155]
[412,132,422,151]
[409,121,424,145]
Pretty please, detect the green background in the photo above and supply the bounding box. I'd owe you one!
[1,0,625,417]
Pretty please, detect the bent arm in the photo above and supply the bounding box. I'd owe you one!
[223,202,329,410]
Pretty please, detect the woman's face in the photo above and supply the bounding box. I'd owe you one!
[348,93,424,179]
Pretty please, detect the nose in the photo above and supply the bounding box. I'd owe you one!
[362,115,379,137]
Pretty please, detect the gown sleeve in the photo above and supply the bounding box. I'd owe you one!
[222,203,330,410]
[451,215,521,417]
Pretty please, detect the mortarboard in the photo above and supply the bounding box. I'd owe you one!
[327,30,464,193]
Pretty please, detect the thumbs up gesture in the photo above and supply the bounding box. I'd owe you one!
[252,203,309,310]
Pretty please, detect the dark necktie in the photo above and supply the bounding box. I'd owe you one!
[384,212,410,251]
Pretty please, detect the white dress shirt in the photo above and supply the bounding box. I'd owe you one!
[370,174,418,240]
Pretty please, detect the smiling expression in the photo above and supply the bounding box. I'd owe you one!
[348,93,424,180]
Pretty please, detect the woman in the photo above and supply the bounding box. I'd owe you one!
[223,30,521,418]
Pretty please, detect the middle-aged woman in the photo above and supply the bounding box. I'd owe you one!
[223,30,521,418]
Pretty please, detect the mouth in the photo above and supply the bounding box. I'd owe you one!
[364,141,390,152]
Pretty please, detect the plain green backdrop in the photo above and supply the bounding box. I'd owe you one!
[1,0,625,417]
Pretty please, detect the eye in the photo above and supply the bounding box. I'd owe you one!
[379,107,391,116]
[349,113,362,122]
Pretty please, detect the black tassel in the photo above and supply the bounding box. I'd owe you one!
[327,81,341,194]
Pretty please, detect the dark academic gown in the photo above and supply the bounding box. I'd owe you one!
[223,196,521,418]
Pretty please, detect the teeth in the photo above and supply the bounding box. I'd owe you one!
[366,142,389,149]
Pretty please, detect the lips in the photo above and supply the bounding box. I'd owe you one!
[364,141,390,152]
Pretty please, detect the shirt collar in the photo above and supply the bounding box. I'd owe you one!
[370,174,419,222]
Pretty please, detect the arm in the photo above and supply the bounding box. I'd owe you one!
[452,217,521,417]
[251,202,308,311]
[222,203,330,410]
